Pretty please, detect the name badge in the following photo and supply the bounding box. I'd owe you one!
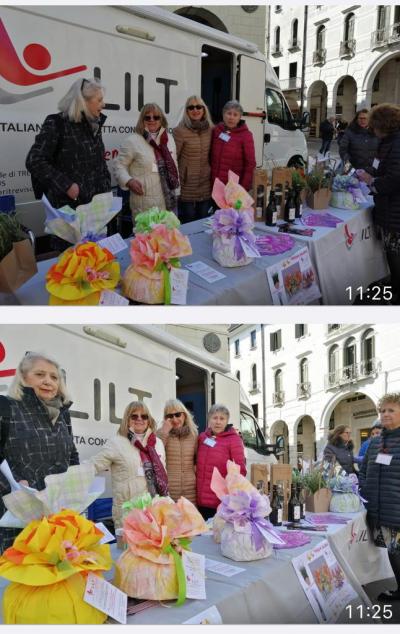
[375,453,392,465]
[204,437,216,447]
[372,158,380,169]
[137,466,145,476]
[152,162,158,172]
[218,132,230,142]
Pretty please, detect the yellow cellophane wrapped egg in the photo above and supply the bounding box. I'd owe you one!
[114,549,178,600]
[122,265,164,304]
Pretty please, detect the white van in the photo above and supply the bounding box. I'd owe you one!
[0,324,277,469]
[0,4,308,235]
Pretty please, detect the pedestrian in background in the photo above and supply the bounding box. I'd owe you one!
[319,116,336,157]
[173,95,213,223]
[359,393,400,601]
[90,400,167,530]
[323,424,357,474]
[0,352,79,554]
[196,404,246,519]
[157,399,198,504]
[210,100,256,194]
[357,103,400,303]
[114,102,179,221]
[354,421,382,464]
[339,109,378,172]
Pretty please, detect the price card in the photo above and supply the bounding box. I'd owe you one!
[205,558,245,577]
[182,551,206,599]
[170,268,189,304]
[84,572,127,624]
[95,522,115,544]
[183,605,223,624]
[186,261,226,283]
[99,291,130,306]
[98,233,127,255]
[372,158,380,169]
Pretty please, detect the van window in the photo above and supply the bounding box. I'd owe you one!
[241,413,257,449]
[266,88,293,130]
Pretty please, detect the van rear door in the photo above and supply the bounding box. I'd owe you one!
[237,54,266,167]
[211,372,240,425]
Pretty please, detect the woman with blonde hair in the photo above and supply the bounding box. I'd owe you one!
[90,400,167,530]
[114,102,179,219]
[0,352,79,553]
[157,399,198,504]
[173,95,213,223]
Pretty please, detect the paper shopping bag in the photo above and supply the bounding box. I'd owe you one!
[0,239,37,293]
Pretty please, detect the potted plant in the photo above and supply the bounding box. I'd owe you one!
[302,468,332,513]
[305,167,332,210]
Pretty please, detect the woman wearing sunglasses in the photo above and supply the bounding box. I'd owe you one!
[210,100,256,194]
[90,400,167,530]
[172,95,213,223]
[114,103,179,220]
[157,399,198,504]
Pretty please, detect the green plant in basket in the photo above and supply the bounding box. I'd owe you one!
[0,215,28,260]
[305,171,330,193]
[302,469,328,495]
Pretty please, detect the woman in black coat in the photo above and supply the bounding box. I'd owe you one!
[0,352,79,554]
[338,109,378,172]
[26,77,111,210]
[357,104,400,303]
[323,424,356,474]
[359,393,400,601]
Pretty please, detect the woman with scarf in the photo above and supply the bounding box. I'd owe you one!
[0,353,79,554]
[173,95,213,223]
[157,399,198,504]
[114,103,179,221]
[90,400,167,530]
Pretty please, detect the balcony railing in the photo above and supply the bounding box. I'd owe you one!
[312,48,326,65]
[288,38,301,51]
[371,28,388,48]
[390,22,400,42]
[297,382,311,399]
[325,358,382,389]
[248,381,261,394]
[339,39,356,58]
[271,44,283,57]
[280,77,302,91]
[273,390,285,406]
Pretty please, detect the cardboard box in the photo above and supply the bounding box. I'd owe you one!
[250,463,269,493]
[306,188,331,210]
[305,488,332,513]
[0,239,37,293]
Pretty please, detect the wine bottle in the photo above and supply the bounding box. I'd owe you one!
[269,484,283,526]
[265,189,278,226]
[288,483,301,522]
[275,184,283,219]
[297,482,305,519]
[255,185,265,221]
[294,186,303,219]
[284,187,296,223]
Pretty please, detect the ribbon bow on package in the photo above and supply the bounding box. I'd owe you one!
[210,461,284,561]
[330,174,368,210]
[0,464,112,624]
[46,241,120,305]
[327,470,364,513]
[43,192,122,244]
[212,170,254,212]
[114,494,207,605]
[122,222,192,304]
[211,208,260,267]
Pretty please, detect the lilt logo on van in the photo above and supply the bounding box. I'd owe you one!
[0,18,87,104]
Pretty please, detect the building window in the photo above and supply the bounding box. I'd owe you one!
[274,26,281,53]
[344,12,355,42]
[328,344,339,375]
[299,358,309,384]
[273,66,280,78]
[295,324,307,338]
[236,370,241,382]
[328,324,340,332]
[289,61,297,79]
[316,24,326,51]
[292,19,299,46]
[344,337,357,378]
[234,339,240,356]
[362,329,375,374]
[274,369,283,393]
[275,5,282,13]
[251,364,258,389]
[250,330,257,349]
[270,329,282,351]
[377,5,387,31]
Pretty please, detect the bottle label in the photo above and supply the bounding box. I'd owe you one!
[276,204,281,214]
[300,204,303,214]
[256,206,263,219]
[272,211,278,224]
[289,207,295,220]
[294,505,300,520]
[277,508,283,524]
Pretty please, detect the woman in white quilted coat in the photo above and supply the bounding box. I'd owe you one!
[114,103,179,220]
[90,400,167,530]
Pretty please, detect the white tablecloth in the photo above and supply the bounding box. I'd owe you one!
[256,204,389,304]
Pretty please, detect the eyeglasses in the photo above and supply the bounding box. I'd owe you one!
[144,115,161,121]
[165,412,184,419]
[187,105,204,111]
[130,413,149,421]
